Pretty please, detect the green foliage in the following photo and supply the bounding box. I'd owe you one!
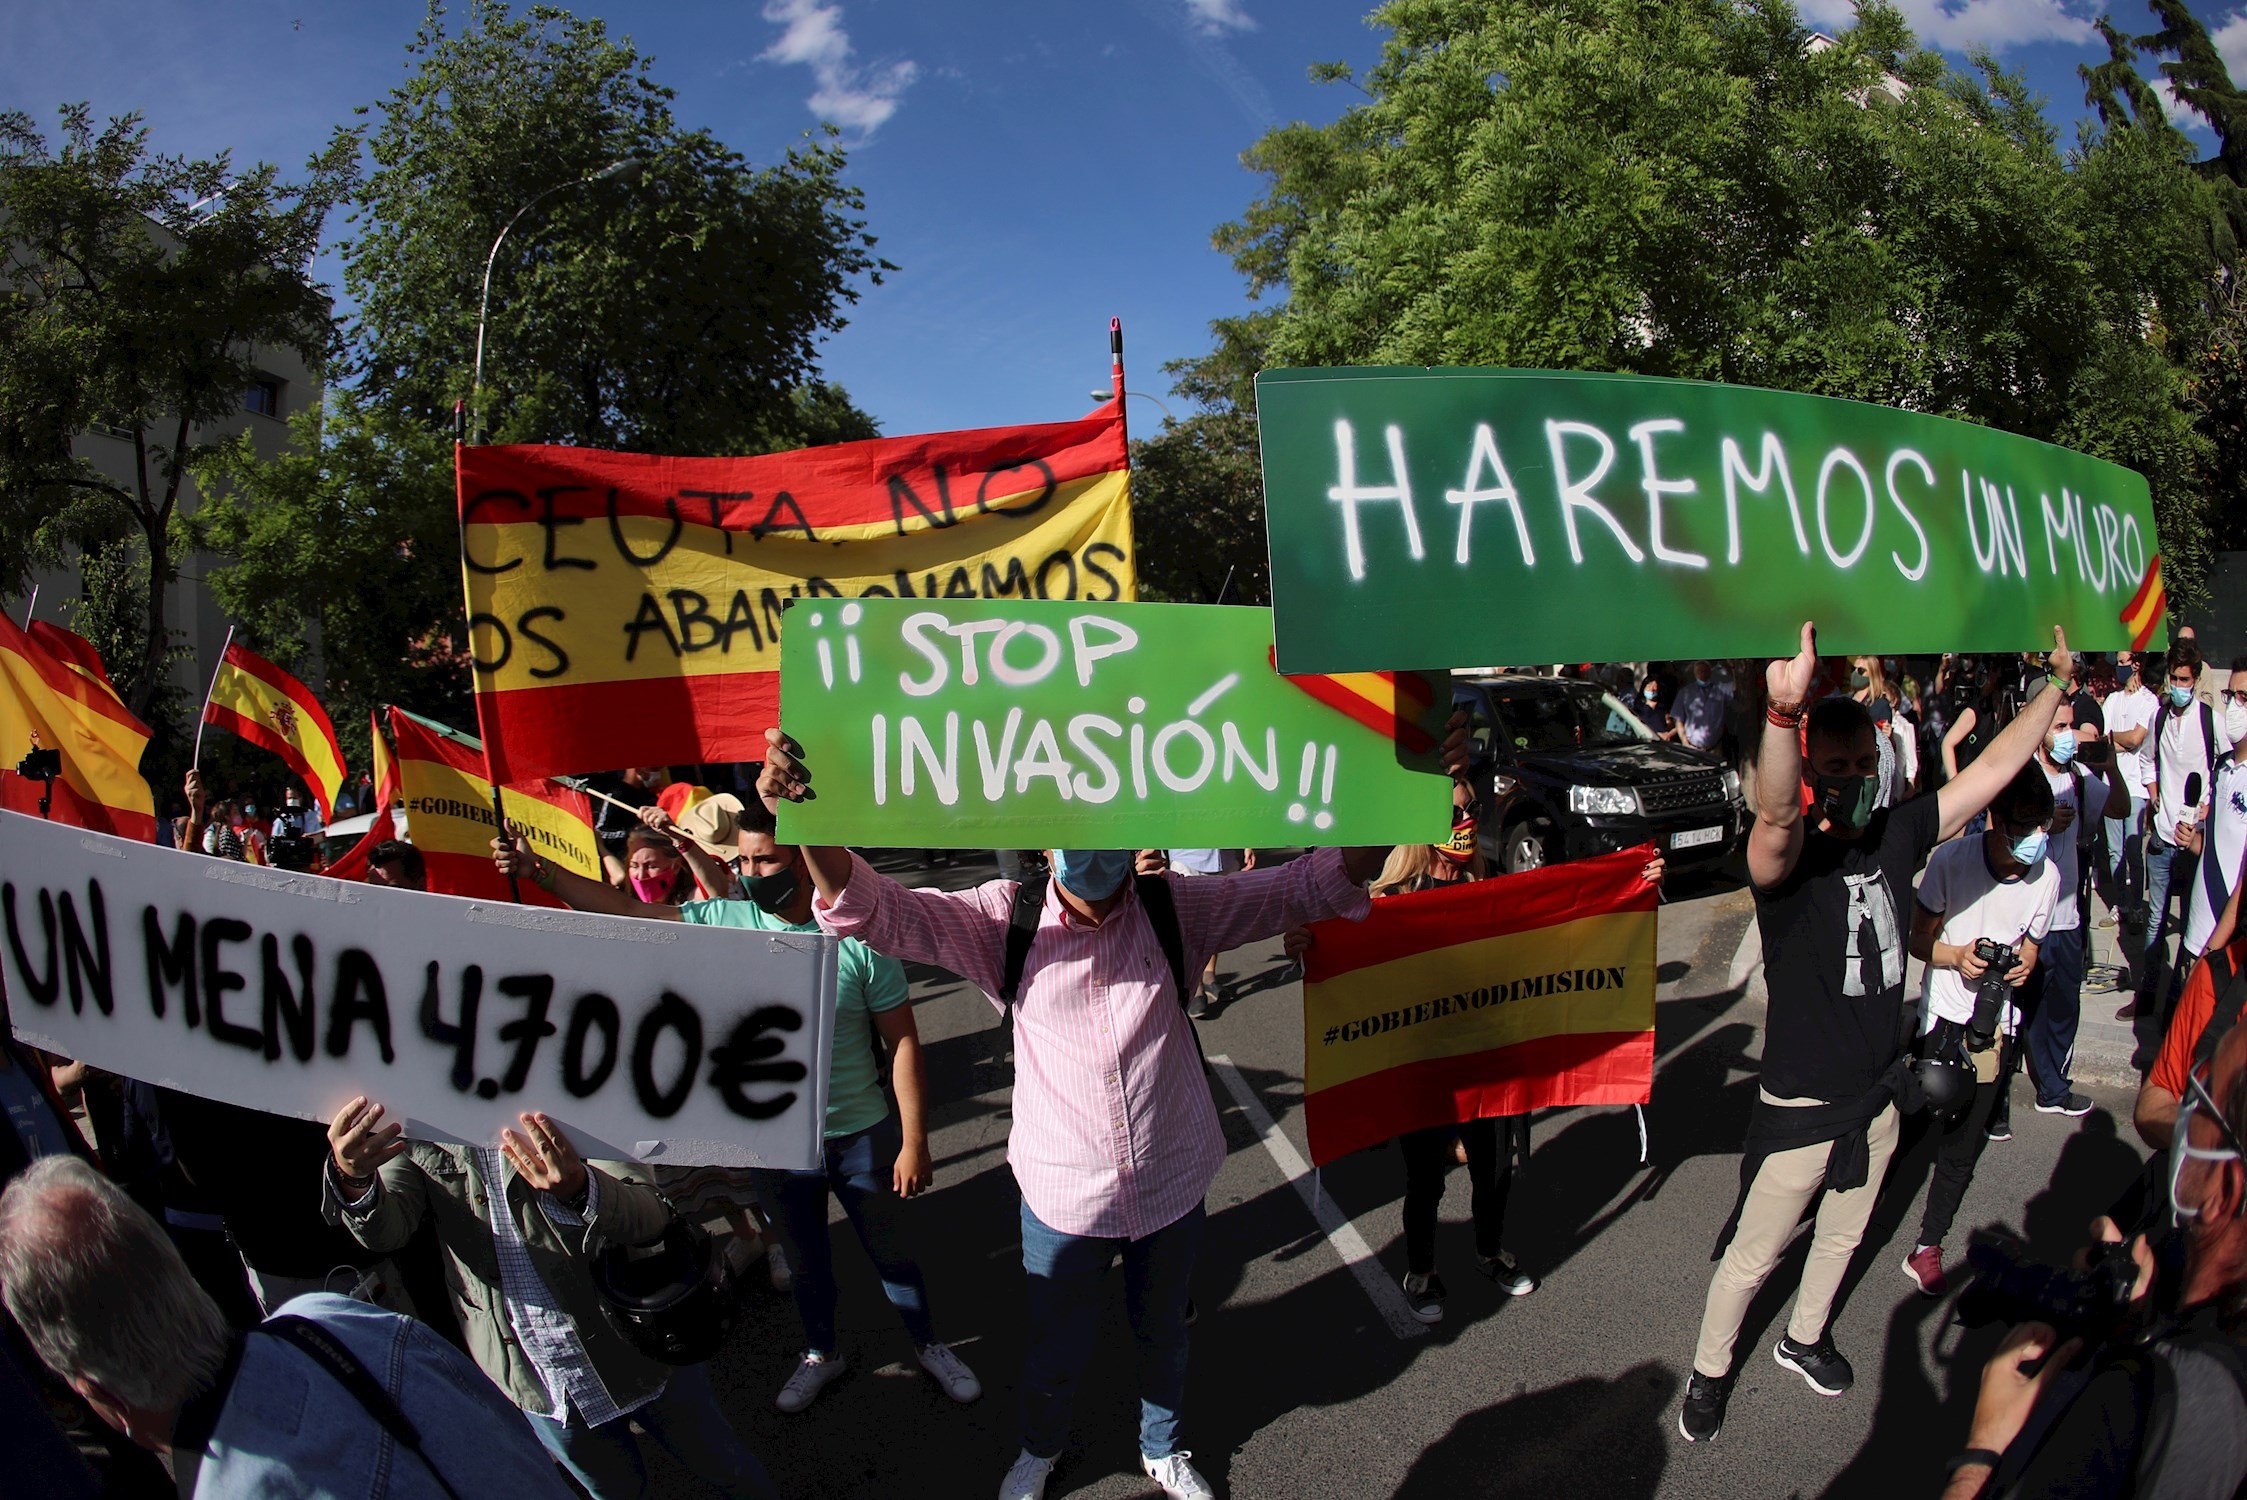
[0,104,354,715]
[1161,0,2234,614]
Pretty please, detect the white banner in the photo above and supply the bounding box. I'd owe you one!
[0,811,836,1168]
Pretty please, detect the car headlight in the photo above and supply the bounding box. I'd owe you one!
[1722,768,1742,802]
[1567,784,1638,817]
[1490,773,1519,798]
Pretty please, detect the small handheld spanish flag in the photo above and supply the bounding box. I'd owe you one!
[1272,650,1443,754]
[200,638,349,818]
[2121,555,2167,652]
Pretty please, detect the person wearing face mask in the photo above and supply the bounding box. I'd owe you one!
[2123,643,2221,1049]
[622,828,696,904]
[1680,622,2073,1444]
[491,798,979,1418]
[752,716,1471,1500]
[2103,653,2160,916]
[1897,766,2060,1299]
[1944,1021,2247,1500]
[2014,702,2132,1127]
[2177,660,2247,976]
[1634,672,1673,737]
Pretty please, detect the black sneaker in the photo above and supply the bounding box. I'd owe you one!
[1401,1272,1446,1324]
[2034,1092,2094,1117]
[1677,1370,1734,1442]
[1474,1249,1538,1296]
[1774,1333,1853,1396]
[1985,1117,2013,1143]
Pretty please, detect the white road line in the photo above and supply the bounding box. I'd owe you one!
[1726,912,1762,992]
[1207,1054,1429,1342]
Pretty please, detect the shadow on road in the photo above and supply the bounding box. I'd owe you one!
[1393,1360,1679,1499]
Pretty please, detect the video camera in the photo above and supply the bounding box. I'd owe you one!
[268,835,318,872]
[1968,937,2018,1051]
[1955,1236,2141,1344]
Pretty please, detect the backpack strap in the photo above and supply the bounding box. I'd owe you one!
[257,1316,467,1500]
[1134,873,1192,1009]
[2067,764,2092,926]
[2192,946,2247,1072]
[998,872,1050,1020]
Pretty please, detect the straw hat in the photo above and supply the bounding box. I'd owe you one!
[671,788,748,862]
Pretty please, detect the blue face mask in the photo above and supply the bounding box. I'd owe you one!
[2048,729,2076,765]
[2009,828,2049,867]
[1053,849,1133,902]
[2169,683,2196,709]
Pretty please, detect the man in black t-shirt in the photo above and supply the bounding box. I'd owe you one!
[1680,622,2075,1444]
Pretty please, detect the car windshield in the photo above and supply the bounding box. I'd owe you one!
[1489,682,1656,753]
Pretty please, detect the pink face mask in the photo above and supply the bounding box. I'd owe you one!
[630,874,673,903]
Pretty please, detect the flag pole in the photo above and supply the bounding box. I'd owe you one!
[21,584,36,630]
[1110,316,1128,450]
[192,624,236,772]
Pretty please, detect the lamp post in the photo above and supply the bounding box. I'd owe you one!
[469,157,642,440]
[1091,388,1177,422]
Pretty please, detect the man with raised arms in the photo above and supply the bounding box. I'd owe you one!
[1677,623,2074,1443]
[755,720,1466,1500]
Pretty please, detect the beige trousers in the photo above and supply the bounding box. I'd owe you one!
[1692,1101,1900,1378]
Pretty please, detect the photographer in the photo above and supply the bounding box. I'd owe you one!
[1943,1022,2247,1498]
[1900,764,2060,1297]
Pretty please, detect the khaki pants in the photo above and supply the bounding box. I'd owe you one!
[1692,1101,1899,1378]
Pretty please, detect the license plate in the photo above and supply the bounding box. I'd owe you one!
[1671,825,1724,850]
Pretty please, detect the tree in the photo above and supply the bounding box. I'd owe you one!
[0,105,354,717]
[1163,0,2227,611]
[193,0,891,747]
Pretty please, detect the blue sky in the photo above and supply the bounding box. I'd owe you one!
[4,0,2243,439]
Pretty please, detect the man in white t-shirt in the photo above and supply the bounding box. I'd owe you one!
[2180,668,2247,963]
[2127,643,2220,1046]
[2020,700,2130,1120]
[1668,661,1735,755]
[2103,653,2159,912]
[1899,764,2060,1296]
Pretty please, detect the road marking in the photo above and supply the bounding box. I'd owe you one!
[1726,913,1762,991]
[1207,1054,1428,1341]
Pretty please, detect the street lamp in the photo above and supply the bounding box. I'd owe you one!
[469,157,644,440]
[1092,388,1177,421]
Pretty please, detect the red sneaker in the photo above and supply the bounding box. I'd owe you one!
[1902,1244,1946,1297]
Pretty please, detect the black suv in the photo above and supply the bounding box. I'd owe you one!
[1453,676,1746,874]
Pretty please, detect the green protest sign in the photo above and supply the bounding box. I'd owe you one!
[775,599,1453,849]
[1257,368,2167,673]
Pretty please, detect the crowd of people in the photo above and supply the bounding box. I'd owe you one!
[2,625,2244,1499]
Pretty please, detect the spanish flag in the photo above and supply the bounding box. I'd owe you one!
[389,707,602,907]
[1300,846,1659,1167]
[2121,555,2167,653]
[28,621,121,700]
[320,711,399,881]
[459,407,1136,784]
[0,613,157,841]
[202,641,349,819]
[1277,655,1442,754]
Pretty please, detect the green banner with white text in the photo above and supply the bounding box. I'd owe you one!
[775,599,1454,849]
[1256,368,2166,673]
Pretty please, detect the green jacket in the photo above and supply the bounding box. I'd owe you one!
[322,1141,674,1415]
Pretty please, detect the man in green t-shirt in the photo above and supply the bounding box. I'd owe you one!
[493,796,980,1417]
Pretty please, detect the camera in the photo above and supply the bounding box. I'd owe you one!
[1955,1236,2141,1343]
[268,835,317,873]
[1968,938,2018,1051]
[14,747,60,781]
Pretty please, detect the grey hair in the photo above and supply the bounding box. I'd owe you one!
[0,1155,229,1410]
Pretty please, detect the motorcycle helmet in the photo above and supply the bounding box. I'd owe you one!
[1909,1025,1977,1120]
[590,1215,744,1366]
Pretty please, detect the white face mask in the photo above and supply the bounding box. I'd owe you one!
[2228,699,2247,745]
[2170,1065,2245,1229]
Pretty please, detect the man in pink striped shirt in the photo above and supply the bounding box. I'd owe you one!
[758,728,1450,1500]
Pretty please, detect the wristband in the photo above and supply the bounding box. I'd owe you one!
[530,859,556,892]
[1944,1449,2002,1479]
[1766,698,1807,728]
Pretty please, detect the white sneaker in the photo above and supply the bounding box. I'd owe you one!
[916,1341,983,1403]
[767,1241,794,1293]
[996,1449,1056,1500]
[773,1351,847,1413]
[1142,1450,1216,1499]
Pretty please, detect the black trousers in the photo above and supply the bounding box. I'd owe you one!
[1400,1116,1516,1275]
[1918,1037,2021,1249]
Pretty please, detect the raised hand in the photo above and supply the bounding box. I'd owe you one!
[1766,621,1819,709]
[490,826,540,880]
[500,1111,588,1201]
[329,1096,407,1187]
[758,727,815,815]
[2046,626,2073,686]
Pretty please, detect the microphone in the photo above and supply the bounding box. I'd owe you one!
[2185,771,2204,809]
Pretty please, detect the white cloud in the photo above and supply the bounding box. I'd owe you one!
[1796,0,2095,52]
[2215,11,2247,81]
[759,0,918,139]
[1182,0,1256,37]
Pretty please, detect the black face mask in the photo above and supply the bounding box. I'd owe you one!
[1812,773,1876,831]
[743,866,800,915]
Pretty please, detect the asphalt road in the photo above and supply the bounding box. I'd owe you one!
[666,854,2151,1500]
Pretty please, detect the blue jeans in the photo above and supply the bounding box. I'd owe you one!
[2138,833,2198,1013]
[2105,792,2146,897]
[2022,924,2085,1105]
[1019,1198,1203,1462]
[529,1363,776,1500]
[752,1113,935,1355]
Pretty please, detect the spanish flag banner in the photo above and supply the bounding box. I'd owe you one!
[202,641,348,818]
[389,707,602,907]
[458,407,1136,784]
[0,614,156,841]
[2120,555,2167,653]
[320,711,399,881]
[1301,846,1659,1167]
[28,621,121,701]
